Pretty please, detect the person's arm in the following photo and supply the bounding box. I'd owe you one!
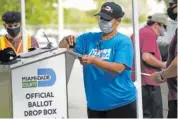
[58,38,69,48]
[59,34,87,55]
[141,32,166,69]
[92,58,126,73]
[160,57,177,79]
[81,55,126,73]
[81,38,133,74]
[142,52,166,69]
[58,35,75,49]
[150,57,177,83]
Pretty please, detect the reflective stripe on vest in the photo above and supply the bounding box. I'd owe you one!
[0,35,31,54]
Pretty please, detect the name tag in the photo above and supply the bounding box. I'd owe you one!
[89,49,111,60]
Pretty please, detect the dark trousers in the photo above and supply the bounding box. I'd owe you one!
[167,100,177,118]
[87,100,136,118]
[142,85,163,118]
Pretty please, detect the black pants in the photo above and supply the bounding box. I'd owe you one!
[142,85,163,118]
[167,100,177,118]
[87,101,136,118]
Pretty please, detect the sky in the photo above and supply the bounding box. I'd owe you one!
[63,0,97,11]
[147,0,166,15]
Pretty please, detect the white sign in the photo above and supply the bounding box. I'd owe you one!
[11,54,67,118]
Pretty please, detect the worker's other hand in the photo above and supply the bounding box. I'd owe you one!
[0,47,16,62]
[79,55,95,65]
[150,72,166,83]
[64,35,76,48]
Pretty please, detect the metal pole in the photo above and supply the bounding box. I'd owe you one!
[132,0,143,118]
[21,0,27,53]
[58,0,64,44]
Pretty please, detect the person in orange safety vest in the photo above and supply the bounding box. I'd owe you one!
[0,11,39,54]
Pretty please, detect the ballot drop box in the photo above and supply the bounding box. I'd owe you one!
[0,48,76,118]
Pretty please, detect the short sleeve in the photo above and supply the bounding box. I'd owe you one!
[113,38,134,69]
[141,32,157,54]
[74,33,90,55]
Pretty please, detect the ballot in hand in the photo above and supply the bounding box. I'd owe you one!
[64,35,76,48]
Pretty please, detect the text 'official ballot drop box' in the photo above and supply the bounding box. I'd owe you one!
[0,48,77,118]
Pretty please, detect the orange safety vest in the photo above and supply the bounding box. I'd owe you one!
[0,35,31,54]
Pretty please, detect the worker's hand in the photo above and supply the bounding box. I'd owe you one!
[150,72,167,83]
[79,55,95,65]
[63,35,76,48]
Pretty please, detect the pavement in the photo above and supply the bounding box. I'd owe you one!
[68,60,169,118]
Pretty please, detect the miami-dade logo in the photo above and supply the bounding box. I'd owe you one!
[22,68,56,88]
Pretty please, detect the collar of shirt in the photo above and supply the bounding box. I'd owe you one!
[5,35,22,49]
[145,25,157,38]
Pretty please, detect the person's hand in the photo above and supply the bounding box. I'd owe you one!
[163,61,167,69]
[63,35,76,48]
[150,72,167,83]
[79,55,95,65]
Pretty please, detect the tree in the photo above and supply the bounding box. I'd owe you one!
[25,0,58,25]
[0,0,58,25]
[0,0,168,25]
[0,0,21,23]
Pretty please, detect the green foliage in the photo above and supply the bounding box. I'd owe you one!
[25,0,58,25]
[0,0,58,25]
[0,0,20,25]
[0,0,168,25]
[64,8,97,24]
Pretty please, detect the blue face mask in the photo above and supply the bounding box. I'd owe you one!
[99,19,113,34]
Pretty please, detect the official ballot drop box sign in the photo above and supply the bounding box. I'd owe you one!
[0,48,75,118]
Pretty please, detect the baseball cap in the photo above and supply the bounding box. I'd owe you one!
[2,11,21,24]
[94,2,125,21]
[149,13,168,26]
